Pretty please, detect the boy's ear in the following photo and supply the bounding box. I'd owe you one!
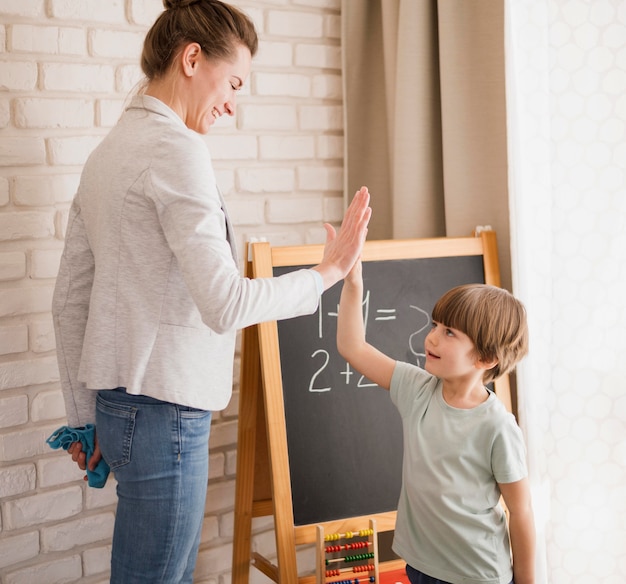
[476,357,498,371]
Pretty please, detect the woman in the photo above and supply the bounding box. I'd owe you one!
[52,1,371,582]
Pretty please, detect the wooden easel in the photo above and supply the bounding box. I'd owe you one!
[232,231,509,584]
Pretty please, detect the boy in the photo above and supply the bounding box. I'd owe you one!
[337,261,535,584]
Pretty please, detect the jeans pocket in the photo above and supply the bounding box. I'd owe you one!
[96,393,136,470]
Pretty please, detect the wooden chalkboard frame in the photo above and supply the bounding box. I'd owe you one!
[231,231,508,584]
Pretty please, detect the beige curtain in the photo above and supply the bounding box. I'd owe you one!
[342,0,512,289]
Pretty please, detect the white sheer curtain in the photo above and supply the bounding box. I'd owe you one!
[506,1,626,582]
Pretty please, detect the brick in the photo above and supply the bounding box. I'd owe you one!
[31,248,62,279]
[41,512,115,552]
[37,454,86,487]
[226,198,265,226]
[0,423,59,462]
[267,196,323,224]
[295,43,341,69]
[0,212,55,241]
[194,541,234,578]
[204,480,235,514]
[255,229,305,247]
[0,137,46,166]
[316,135,343,159]
[2,486,82,529]
[238,167,295,193]
[214,169,235,195]
[254,72,311,97]
[55,208,70,239]
[312,73,342,99]
[49,0,125,23]
[0,530,39,569]
[200,514,219,544]
[267,11,324,38]
[0,61,38,91]
[220,510,235,539]
[255,41,293,67]
[98,99,125,127]
[305,225,328,244]
[259,135,315,160]
[14,174,80,206]
[48,135,104,166]
[209,451,225,480]
[208,419,237,450]
[0,177,8,206]
[128,0,164,26]
[203,135,257,160]
[294,0,340,7]
[323,195,344,222]
[9,25,85,55]
[29,318,56,353]
[58,26,87,55]
[299,104,342,130]
[297,165,343,191]
[116,64,144,93]
[252,529,278,560]
[0,325,28,357]
[14,98,94,129]
[325,13,341,39]
[225,449,237,476]
[83,545,112,577]
[0,0,44,18]
[0,355,59,391]
[0,463,36,497]
[4,555,82,584]
[0,252,27,281]
[238,104,297,131]
[42,63,115,93]
[90,29,145,59]
[0,99,9,129]
[31,389,66,422]
[84,478,118,510]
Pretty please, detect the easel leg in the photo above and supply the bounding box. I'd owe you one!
[232,324,261,584]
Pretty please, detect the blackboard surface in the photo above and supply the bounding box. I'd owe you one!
[274,255,485,526]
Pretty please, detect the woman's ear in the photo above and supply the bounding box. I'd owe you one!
[181,42,203,77]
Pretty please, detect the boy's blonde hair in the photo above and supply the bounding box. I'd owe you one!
[431,284,528,383]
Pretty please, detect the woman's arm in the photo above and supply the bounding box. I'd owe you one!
[312,186,372,290]
[499,478,536,584]
[337,260,396,390]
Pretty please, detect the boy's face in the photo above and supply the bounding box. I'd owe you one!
[424,321,480,380]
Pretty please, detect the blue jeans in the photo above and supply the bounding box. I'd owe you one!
[406,565,513,584]
[96,389,212,584]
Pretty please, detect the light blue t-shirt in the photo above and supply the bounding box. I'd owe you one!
[390,361,528,584]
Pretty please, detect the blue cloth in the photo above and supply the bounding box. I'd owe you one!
[46,424,110,488]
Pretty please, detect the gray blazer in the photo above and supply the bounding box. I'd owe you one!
[53,95,320,426]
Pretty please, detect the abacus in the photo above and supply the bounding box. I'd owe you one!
[316,519,379,584]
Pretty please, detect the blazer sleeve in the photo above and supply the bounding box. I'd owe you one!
[147,132,321,333]
[52,198,97,427]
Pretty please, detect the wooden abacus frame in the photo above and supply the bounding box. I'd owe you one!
[316,519,380,584]
[231,231,508,584]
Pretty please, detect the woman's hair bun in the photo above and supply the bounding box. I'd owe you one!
[163,0,200,10]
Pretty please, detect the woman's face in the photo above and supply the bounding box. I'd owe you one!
[184,43,251,134]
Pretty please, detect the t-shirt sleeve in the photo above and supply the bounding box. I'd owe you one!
[491,413,529,484]
[390,360,438,418]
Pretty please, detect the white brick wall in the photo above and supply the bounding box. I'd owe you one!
[0,0,343,582]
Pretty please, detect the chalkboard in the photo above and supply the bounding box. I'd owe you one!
[274,255,486,526]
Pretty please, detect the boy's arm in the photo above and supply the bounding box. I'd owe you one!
[498,478,536,584]
[337,260,396,390]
